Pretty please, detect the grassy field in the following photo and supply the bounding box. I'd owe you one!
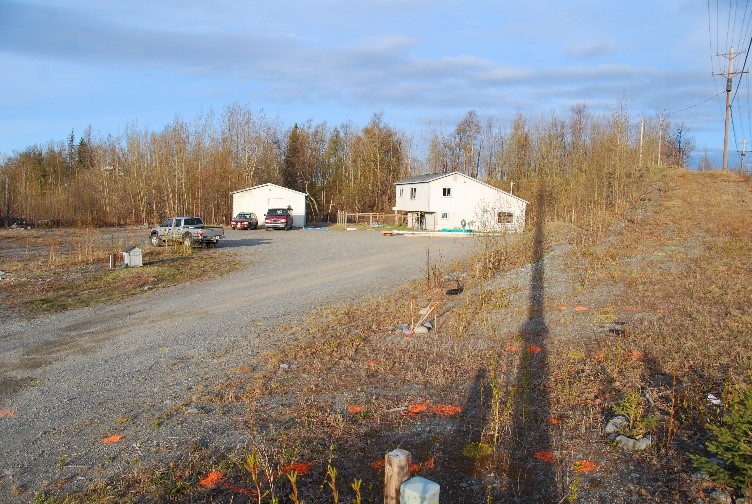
[19,169,752,503]
[0,229,239,319]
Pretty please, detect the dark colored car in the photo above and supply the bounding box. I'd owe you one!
[231,212,258,230]
[264,208,292,230]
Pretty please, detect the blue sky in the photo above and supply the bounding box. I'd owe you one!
[1,0,749,168]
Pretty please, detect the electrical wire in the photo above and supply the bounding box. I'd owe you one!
[709,0,752,163]
[731,35,752,105]
[666,91,726,117]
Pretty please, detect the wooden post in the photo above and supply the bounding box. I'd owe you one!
[384,449,411,504]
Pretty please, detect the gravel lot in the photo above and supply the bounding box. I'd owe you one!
[0,228,477,500]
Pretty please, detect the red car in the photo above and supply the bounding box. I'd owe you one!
[230,212,258,230]
[264,208,293,230]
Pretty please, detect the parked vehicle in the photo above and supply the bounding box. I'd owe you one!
[149,216,224,247]
[231,212,258,230]
[264,207,293,230]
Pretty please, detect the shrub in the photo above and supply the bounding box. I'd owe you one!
[692,383,752,494]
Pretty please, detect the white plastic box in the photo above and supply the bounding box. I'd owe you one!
[400,476,440,504]
[122,246,143,268]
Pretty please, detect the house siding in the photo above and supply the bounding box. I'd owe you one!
[394,172,527,232]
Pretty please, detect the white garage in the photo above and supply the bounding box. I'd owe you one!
[231,183,307,228]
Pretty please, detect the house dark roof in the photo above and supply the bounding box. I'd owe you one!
[395,172,453,185]
[394,171,529,204]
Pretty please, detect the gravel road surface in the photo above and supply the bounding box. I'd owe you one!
[0,228,476,500]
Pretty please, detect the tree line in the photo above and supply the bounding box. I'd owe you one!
[0,102,691,227]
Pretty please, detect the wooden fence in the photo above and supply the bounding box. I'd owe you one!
[336,211,405,227]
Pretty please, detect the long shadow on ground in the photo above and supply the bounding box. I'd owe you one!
[499,187,557,502]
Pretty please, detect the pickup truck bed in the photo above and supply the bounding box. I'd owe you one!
[150,216,224,247]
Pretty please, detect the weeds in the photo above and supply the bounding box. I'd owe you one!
[351,479,363,504]
[15,171,752,503]
[691,381,752,494]
[1,228,239,318]
[612,390,659,439]
[462,441,493,459]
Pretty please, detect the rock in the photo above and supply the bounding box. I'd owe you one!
[605,415,629,434]
[690,470,709,482]
[279,363,290,370]
[614,434,653,451]
[3,467,22,477]
[185,405,212,415]
[413,325,429,334]
[419,307,431,315]
[710,490,733,503]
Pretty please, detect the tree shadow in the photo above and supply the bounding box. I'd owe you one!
[499,186,558,502]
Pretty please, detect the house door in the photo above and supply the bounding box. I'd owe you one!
[425,213,436,231]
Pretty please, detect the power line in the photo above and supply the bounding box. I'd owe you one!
[666,91,726,117]
[731,34,752,103]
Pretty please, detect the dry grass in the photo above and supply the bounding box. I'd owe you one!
[25,170,752,502]
[0,227,240,318]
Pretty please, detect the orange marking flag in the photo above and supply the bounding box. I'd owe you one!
[199,469,225,488]
[534,450,555,462]
[432,404,462,417]
[574,459,598,473]
[282,462,314,476]
[627,349,643,360]
[406,401,430,416]
[102,434,124,444]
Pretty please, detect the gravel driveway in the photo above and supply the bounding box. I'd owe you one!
[0,228,477,500]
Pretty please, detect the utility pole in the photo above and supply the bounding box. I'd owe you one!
[658,113,662,166]
[639,117,644,167]
[740,139,747,173]
[717,48,746,170]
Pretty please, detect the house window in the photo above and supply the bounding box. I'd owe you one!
[498,212,514,224]
[440,212,448,220]
[442,187,451,197]
[399,188,404,198]
[410,187,417,199]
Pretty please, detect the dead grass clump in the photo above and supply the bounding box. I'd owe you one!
[561,171,752,463]
[1,232,240,318]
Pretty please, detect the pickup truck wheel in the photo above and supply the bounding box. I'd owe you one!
[183,234,194,248]
[150,234,162,247]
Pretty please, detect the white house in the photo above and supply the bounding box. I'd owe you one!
[231,183,307,228]
[393,172,527,232]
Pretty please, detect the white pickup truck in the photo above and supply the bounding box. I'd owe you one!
[149,216,224,248]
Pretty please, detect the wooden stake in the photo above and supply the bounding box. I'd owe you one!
[384,449,411,504]
[413,301,440,330]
